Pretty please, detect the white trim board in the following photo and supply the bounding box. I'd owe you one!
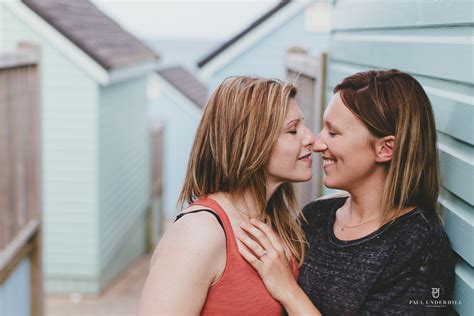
[3,1,156,85]
[198,1,309,83]
[108,60,159,86]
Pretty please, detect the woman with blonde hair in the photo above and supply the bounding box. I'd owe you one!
[138,76,316,315]
[237,69,455,315]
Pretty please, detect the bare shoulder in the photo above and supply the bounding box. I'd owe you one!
[150,206,226,266]
[139,208,226,315]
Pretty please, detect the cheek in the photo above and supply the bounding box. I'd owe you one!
[274,139,300,160]
[268,140,299,169]
[330,136,373,159]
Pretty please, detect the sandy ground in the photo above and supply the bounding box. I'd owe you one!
[46,254,151,316]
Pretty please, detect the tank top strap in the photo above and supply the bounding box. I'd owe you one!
[190,195,238,253]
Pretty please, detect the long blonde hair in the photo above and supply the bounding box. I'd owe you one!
[178,76,306,264]
[334,69,441,222]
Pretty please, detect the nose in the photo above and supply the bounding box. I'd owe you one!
[312,131,327,152]
[303,126,316,149]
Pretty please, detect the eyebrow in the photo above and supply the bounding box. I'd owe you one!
[285,117,303,127]
[325,119,341,131]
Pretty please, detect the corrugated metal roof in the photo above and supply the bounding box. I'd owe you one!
[22,0,158,70]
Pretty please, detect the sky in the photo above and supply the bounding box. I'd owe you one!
[93,0,277,40]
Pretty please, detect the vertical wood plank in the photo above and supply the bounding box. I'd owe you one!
[0,70,7,250]
[30,229,43,316]
[6,66,14,245]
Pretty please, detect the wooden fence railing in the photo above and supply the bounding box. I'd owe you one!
[0,44,43,316]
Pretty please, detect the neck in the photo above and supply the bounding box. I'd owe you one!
[219,190,260,219]
[216,181,281,220]
[266,179,282,202]
[345,169,387,222]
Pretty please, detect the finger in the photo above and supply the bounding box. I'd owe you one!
[249,218,285,253]
[236,230,267,258]
[239,221,274,253]
[237,240,264,271]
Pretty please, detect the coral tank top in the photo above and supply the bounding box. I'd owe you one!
[186,196,299,316]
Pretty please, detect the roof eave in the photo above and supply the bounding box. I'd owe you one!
[196,1,309,83]
[5,1,158,85]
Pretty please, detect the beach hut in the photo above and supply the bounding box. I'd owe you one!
[197,1,331,90]
[323,1,473,313]
[148,66,207,224]
[0,0,159,294]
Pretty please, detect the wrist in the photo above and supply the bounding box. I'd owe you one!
[280,280,302,308]
[280,282,321,316]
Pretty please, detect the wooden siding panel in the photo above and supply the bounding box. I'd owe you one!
[441,190,474,266]
[453,260,474,315]
[98,75,150,290]
[332,0,473,30]
[418,77,473,145]
[329,27,474,84]
[438,133,474,205]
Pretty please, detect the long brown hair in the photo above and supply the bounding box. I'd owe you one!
[334,69,441,222]
[178,76,306,264]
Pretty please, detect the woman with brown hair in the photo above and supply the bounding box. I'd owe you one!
[237,69,456,315]
[138,76,316,315]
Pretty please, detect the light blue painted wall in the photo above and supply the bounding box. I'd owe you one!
[0,258,31,316]
[2,4,152,294]
[208,10,330,90]
[149,81,201,219]
[98,75,150,288]
[326,1,473,314]
[0,4,100,294]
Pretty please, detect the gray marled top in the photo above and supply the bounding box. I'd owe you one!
[298,197,455,315]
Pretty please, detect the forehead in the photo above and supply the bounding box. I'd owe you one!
[285,98,303,119]
[324,92,361,128]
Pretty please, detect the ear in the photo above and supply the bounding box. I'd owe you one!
[374,135,395,163]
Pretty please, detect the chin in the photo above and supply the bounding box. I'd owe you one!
[294,174,312,183]
[323,176,340,189]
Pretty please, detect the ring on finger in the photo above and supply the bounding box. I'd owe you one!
[258,250,267,259]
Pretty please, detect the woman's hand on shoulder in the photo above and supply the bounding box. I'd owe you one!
[237,219,321,315]
[236,219,299,303]
[137,210,226,316]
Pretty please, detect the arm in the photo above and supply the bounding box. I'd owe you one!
[137,212,226,316]
[237,219,321,316]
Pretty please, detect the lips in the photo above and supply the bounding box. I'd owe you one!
[298,153,311,160]
[322,156,336,168]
